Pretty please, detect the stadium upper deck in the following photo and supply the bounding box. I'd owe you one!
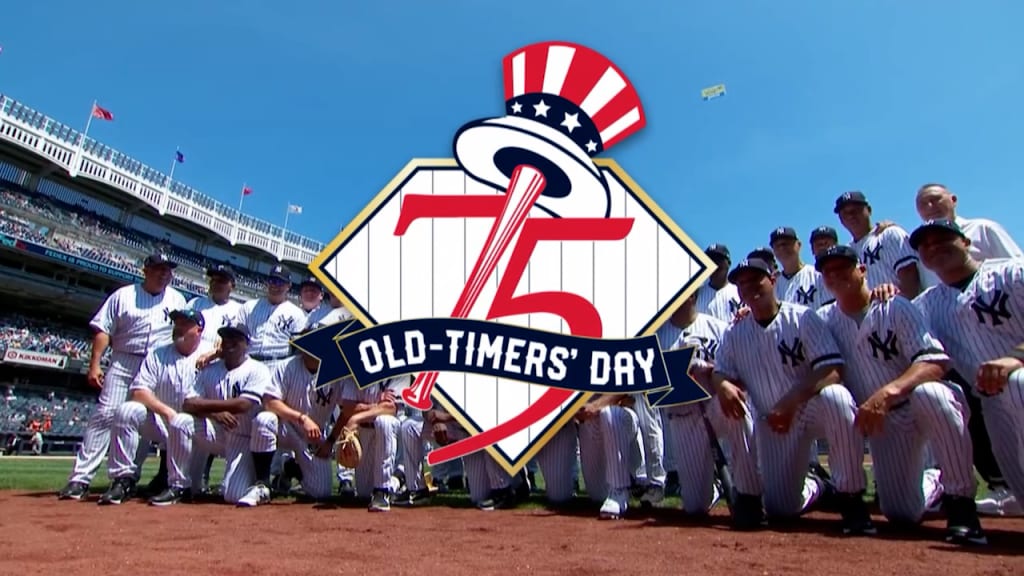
[0,93,326,299]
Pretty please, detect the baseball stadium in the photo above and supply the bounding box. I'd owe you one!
[3,4,1024,576]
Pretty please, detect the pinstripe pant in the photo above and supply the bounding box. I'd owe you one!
[68,353,145,485]
[632,397,667,487]
[353,415,399,497]
[535,423,584,503]
[399,418,510,504]
[167,414,256,504]
[979,370,1024,500]
[578,406,640,502]
[251,411,333,500]
[107,401,169,481]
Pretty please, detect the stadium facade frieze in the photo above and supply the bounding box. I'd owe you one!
[0,94,324,264]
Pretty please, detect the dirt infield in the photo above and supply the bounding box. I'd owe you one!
[1,491,1021,576]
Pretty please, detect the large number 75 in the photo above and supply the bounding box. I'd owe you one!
[393,192,633,464]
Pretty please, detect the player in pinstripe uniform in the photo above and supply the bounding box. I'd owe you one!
[909,219,1024,519]
[535,420,583,505]
[711,257,875,534]
[250,347,336,501]
[96,310,213,505]
[58,253,187,501]
[834,191,923,298]
[915,183,1024,518]
[658,293,762,519]
[770,227,834,309]
[696,244,742,323]
[815,245,985,544]
[164,322,272,506]
[240,265,307,364]
[297,275,324,316]
[809,226,840,259]
[305,288,350,331]
[323,376,407,511]
[398,403,525,510]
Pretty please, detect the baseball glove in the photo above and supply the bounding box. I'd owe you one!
[334,427,362,468]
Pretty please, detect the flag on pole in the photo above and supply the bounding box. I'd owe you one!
[175,150,185,164]
[287,204,303,214]
[242,185,252,196]
[91,103,114,121]
[701,84,727,101]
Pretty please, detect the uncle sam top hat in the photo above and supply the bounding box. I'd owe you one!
[453,41,646,219]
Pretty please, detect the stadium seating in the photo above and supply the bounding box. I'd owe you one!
[0,184,301,300]
[1,383,96,439]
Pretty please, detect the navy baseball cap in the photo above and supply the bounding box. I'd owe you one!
[144,253,177,269]
[833,191,869,214]
[705,243,731,262]
[169,309,205,329]
[727,258,774,284]
[909,219,967,251]
[299,275,322,290]
[746,247,777,269]
[814,245,860,272]
[218,322,251,343]
[268,264,291,283]
[809,226,839,243]
[207,263,236,281]
[769,226,798,245]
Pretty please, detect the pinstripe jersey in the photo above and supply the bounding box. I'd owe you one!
[263,356,344,426]
[129,340,214,411]
[775,265,835,309]
[188,357,271,437]
[817,297,949,403]
[696,283,742,323]
[239,298,307,359]
[715,302,845,416]
[89,283,188,355]
[913,258,1024,380]
[849,226,920,289]
[662,313,728,416]
[305,305,353,331]
[340,376,410,405]
[185,296,243,346]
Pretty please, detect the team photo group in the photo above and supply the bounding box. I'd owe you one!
[53,181,1024,550]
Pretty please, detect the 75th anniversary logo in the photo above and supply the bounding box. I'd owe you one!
[294,41,716,475]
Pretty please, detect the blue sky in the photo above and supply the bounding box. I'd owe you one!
[1,0,1021,265]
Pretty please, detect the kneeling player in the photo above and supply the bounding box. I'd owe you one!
[712,258,874,535]
[816,245,984,544]
[99,310,212,505]
[657,294,761,519]
[164,323,271,506]
[250,348,340,501]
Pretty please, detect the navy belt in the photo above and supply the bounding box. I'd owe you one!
[251,354,290,362]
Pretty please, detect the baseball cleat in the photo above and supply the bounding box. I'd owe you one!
[944,495,988,546]
[368,489,391,512]
[57,481,89,501]
[98,478,136,506]
[639,484,665,509]
[393,489,431,507]
[337,479,356,499]
[837,491,877,536]
[730,493,767,531]
[236,483,272,507]
[976,487,1024,517]
[599,488,629,520]
[149,486,190,507]
[476,497,497,511]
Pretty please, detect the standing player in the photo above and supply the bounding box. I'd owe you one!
[164,323,272,506]
[815,245,985,544]
[809,226,840,258]
[187,264,243,345]
[305,289,351,330]
[696,244,742,323]
[834,191,923,298]
[297,275,325,315]
[240,265,307,364]
[659,293,762,520]
[909,219,1024,517]
[769,227,834,309]
[915,183,1023,517]
[97,310,212,505]
[711,257,874,534]
[58,253,187,501]
[250,345,335,501]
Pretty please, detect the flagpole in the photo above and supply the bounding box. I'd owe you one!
[237,182,247,213]
[169,147,179,180]
[72,100,97,177]
[283,204,292,238]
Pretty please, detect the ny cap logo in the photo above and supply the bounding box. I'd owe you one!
[293,41,715,474]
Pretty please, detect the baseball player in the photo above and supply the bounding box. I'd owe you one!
[58,253,187,501]
[658,293,761,518]
[915,183,1023,517]
[815,245,985,544]
[165,322,272,506]
[325,375,407,512]
[833,191,923,298]
[909,219,1024,519]
[96,310,213,505]
[809,226,840,258]
[534,421,583,505]
[305,289,351,331]
[711,257,875,534]
[250,347,337,501]
[398,404,524,510]
[297,275,325,314]
[696,244,742,323]
[769,227,834,309]
[240,265,307,364]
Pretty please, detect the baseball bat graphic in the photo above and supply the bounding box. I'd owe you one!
[402,164,547,410]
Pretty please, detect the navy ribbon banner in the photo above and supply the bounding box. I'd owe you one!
[291,317,710,408]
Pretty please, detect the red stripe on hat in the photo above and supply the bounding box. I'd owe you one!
[523,44,548,95]
[590,84,641,135]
